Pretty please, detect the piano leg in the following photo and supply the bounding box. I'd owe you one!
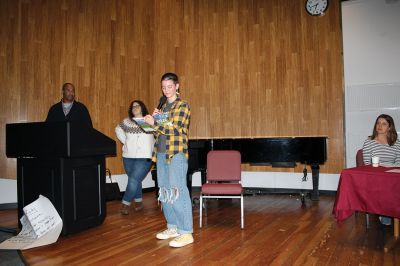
[311,164,320,201]
[186,170,206,206]
[186,172,194,201]
[300,193,306,205]
[151,169,159,198]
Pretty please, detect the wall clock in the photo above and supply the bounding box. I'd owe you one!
[305,0,328,16]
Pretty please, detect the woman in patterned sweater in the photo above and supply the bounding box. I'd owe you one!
[115,100,154,215]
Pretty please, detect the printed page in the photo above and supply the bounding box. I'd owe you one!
[0,195,63,250]
[133,118,155,132]
[153,113,170,126]
[0,215,37,249]
[133,113,171,132]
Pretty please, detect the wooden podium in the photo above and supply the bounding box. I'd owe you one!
[6,121,116,235]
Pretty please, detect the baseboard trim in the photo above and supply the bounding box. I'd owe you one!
[0,203,18,210]
[189,186,336,196]
[142,187,156,193]
[243,187,337,196]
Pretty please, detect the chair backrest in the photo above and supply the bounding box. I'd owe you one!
[356,149,365,167]
[206,150,241,182]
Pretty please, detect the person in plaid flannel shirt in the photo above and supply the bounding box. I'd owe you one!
[144,72,193,248]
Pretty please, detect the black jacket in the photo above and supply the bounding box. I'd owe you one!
[46,101,93,127]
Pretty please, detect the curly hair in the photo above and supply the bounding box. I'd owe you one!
[128,100,149,120]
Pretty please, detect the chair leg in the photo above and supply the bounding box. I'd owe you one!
[366,213,370,229]
[199,195,203,228]
[241,194,244,229]
[204,198,207,217]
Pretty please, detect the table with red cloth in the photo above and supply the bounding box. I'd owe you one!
[333,165,400,251]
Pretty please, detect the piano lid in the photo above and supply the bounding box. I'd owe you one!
[188,136,327,167]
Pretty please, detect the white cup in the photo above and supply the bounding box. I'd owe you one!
[372,156,379,167]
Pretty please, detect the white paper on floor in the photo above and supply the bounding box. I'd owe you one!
[0,195,63,250]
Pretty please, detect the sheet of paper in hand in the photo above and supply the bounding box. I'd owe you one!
[153,113,171,127]
[133,117,154,132]
[133,113,170,132]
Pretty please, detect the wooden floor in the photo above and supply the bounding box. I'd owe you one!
[1,192,399,265]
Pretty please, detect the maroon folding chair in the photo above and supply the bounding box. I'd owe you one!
[199,150,244,229]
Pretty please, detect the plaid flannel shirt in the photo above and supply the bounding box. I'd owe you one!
[151,98,190,163]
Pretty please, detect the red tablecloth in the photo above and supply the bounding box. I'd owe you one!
[333,165,400,221]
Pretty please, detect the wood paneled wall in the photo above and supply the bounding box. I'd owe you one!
[0,0,344,179]
[0,0,154,178]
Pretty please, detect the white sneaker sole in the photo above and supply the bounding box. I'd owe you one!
[169,238,194,248]
[156,233,180,240]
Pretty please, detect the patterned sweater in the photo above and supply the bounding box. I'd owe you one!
[115,118,154,159]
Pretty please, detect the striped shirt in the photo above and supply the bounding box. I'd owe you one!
[151,98,190,163]
[362,138,400,165]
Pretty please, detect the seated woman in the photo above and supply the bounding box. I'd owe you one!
[362,114,400,225]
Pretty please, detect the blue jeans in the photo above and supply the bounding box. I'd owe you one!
[157,153,193,234]
[122,157,152,205]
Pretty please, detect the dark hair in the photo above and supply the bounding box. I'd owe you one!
[62,82,75,91]
[370,114,398,146]
[161,72,179,84]
[128,100,149,120]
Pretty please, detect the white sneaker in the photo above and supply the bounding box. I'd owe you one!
[379,216,391,226]
[156,228,180,240]
[169,233,194,248]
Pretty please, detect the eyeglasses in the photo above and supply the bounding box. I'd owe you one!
[132,105,141,109]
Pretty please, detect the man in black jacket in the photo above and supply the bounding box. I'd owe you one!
[46,83,93,127]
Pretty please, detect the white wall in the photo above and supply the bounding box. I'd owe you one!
[110,173,155,191]
[0,174,156,205]
[342,0,400,167]
[0,179,18,204]
[102,170,340,194]
[118,170,339,193]
[191,172,339,191]
[342,0,400,86]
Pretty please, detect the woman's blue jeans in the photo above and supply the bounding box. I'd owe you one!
[122,157,152,205]
[157,153,193,234]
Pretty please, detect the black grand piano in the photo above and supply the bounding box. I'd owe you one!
[187,137,327,201]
